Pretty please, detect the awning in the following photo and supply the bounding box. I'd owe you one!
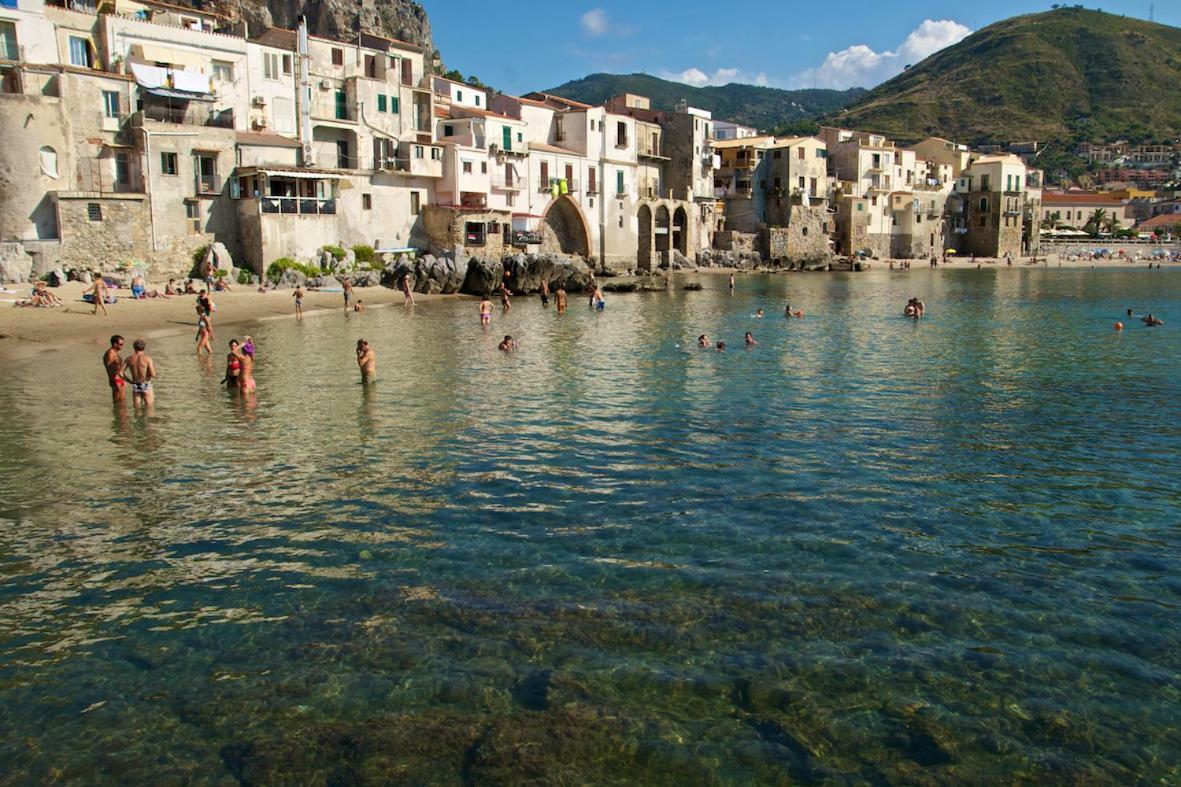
[146,86,214,102]
[129,45,205,71]
[256,169,344,180]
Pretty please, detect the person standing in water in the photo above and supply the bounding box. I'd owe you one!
[729,273,735,290]
[222,339,242,390]
[556,288,567,314]
[195,311,213,355]
[540,279,550,307]
[479,297,493,327]
[356,339,376,384]
[342,277,353,311]
[125,339,156,408]
[401,273,415,306]
[500,280,512,311]
[293,285,305,318]
[103,335,126,404]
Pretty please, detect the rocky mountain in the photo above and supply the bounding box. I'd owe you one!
[828,8,1181,145]
[543,73,865,132]
[195,0,437,60]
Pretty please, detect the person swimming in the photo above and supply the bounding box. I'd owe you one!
[744,332,756,346]
[697,334,711,348]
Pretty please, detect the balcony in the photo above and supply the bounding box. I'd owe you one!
[492,175,522,191]
[538,178,578,195]
[258,196,337,215]
[196,175,221,195]
[638,143,666,160]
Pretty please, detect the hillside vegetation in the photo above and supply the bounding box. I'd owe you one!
[830,8,1181,145]
[542,73,865,132]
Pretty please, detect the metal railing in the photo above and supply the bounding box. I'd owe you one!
[258,196,337,215]
[197,175,221,195]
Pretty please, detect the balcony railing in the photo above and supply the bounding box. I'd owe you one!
[197,175,221,195]
[258,196,337,215]
[492,175,522,191]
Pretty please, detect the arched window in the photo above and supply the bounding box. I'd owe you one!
[39,146,59,179]
[979,197,989,214]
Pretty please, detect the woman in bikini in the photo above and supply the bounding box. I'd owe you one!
[195,312,213,355]
[222,339,242,389]
[237,345,256,393]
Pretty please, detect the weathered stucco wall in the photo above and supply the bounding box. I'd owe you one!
[53,193,150,270]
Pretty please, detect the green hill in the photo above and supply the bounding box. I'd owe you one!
[830,8,1181,145]
[542,73,865,132]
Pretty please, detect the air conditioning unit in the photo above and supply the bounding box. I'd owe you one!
[319,80,332,90]
[251,96,266,107]
[252,117,268,130]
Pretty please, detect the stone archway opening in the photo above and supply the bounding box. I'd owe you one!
[655,205,670,262]
[637,204,653,271]
[672,206,688,257]
[541,196,589,257]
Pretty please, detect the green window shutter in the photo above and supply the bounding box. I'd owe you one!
[335,90,347,119]
[377,94,387,113]
[390,96,399,114]
[502,125,512,151]
[616,169,624,195]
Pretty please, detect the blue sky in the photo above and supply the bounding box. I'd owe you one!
[423,1,1179,95]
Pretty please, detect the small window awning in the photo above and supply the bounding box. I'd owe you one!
[130,62,211,99]
[252,168,344,180]
[145,86,213,102]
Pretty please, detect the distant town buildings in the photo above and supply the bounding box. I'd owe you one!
[0,0,1176,280]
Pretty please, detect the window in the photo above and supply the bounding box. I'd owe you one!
[616,121,627,148]
[798,147,805,159]
[115,154,130,185]
[456,89,463,102]
[377,94,387,113]
[802,227,808,236]
[539,161,548,185]
[195,153,218,194]
[616,169,624,196]
[474,94,481,107]
[414,145,424,159]
[979,197,989,213]
[68,36,91,68]
[263,52,279,80]
[816,149,826,158]
[362,193,372,210]
[410,191,420,215]
[1,21,18,61]
[39,146,58,178]
[273,97,294,134]
[186,200,200,233]
[160,152,178,175]
[364,55,376,78]
[331,48,343,66]
[480,162,487,174]
[87,203,102,221]
[517,132,523,143]
[335,90,347,119]
[464,221,485,246]
[389,96,399,114]
[462,160,472,174]
[588,167,597,194]
[212,61,233,83]
[798,176,805,189]
[443,124,454,137]
[282,54,292,75]
[102,90,120,119]
[430,147,441,161]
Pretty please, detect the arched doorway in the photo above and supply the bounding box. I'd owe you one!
[637,204,653,271]
[541,196,590,257]
[672,206,688,256]
[655,205,670,263]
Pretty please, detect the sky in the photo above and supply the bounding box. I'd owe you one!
[422,1,1179,95]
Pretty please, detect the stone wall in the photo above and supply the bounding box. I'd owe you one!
[961,191,1025,258]
[714,230,758,253]
[761,205,830,265]
[54,193,151,272]
[422,206,510,258]
[835,197,871,256]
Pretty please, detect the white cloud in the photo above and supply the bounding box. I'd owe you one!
[790,19,971,89]
[581,8,609,36]
[658,66,767,88]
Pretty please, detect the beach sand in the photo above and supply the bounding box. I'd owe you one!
[0,281,458,362]
[1,256,1174,361]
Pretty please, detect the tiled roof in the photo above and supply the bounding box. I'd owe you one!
[1136,213,1181,229]
[235,131,300,148]
[1042,191,1125,205]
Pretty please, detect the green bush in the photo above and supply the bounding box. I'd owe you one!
[237,268,253,285]
[266,258,323,283]
[322,244,347,262]
[352,244,375,264]
[190,245,209,276]
[214,268,230,278]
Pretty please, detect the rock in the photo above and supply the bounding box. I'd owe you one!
[207,241,234,272]
[460,256,504,296]
[682,282,703,291]
[277,268,306,289]
[0,242,33,283]
[47,268,67,287]
[30,250,58,279]
[320,250,335,271]
[498,253,592,295]
[351,270,379,288]
[344,249,356,270]
[413,252,465,294]
[670,250,691,269]
[78,270,93,285]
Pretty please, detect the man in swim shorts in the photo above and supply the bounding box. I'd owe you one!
[479,297,493,326]
[357,339,376,383]
[125,339,155,408]
[293,285,304,318]
[103,335,126,404]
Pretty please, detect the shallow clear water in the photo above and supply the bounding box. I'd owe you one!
[1,269,1179,784]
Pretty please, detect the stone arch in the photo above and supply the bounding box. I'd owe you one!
[672,206,688,256]
[655,205,670,257]
[637,204,653,271]
[541,195,590,257]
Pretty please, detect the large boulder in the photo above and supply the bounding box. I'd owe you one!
[351,270,380,288]
[501,253,593,294]
[0,242,33,283]
[460,256,504,296]
[202,242,234,273]
[411,252,466,295]
[277,268,307,289]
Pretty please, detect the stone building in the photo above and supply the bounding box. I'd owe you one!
[950,154,1042,258]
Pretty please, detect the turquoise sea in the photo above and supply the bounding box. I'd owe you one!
[0,269,1178,783]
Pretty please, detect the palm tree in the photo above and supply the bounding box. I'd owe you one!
[1102,214,1122,235]
[1041,211,1062,231]
[1084,208,1108,236]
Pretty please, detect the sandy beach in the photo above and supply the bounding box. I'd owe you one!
[1,256,1174,361]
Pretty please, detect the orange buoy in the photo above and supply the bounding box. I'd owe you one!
[1114,322,1123,331]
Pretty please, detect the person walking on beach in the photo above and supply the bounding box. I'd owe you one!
[342,277,353,311]
[293,285,305,319]
[401,273,415,306]
[103,335,126,404]
[195,311,213,356]
[90,274,109,316]
[125,339,155,408]
[356,339,376,384]
[556,287,567,314]
[479,297,493,327]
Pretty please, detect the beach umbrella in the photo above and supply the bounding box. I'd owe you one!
[945,249,957,254]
